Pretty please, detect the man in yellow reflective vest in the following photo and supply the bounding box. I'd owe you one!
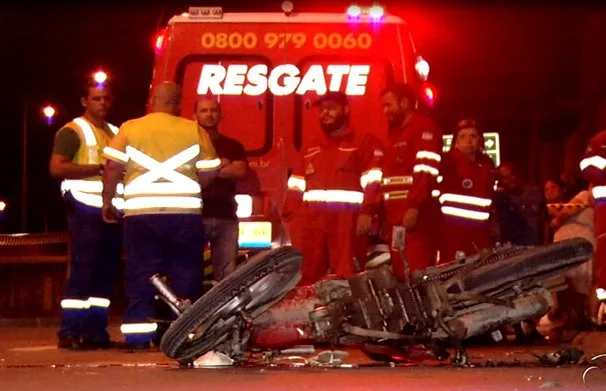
[49,76,123,350]
[102,82,221,349]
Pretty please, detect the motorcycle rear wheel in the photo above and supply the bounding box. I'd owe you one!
[160,246,303,363]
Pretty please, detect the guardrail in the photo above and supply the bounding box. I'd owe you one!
[0,232,70,264]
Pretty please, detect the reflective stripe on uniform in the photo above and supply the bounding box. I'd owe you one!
[360,168,383,189]
[580,155,606,171]
[287,175,306,192]
[441,206,490,221]
[382,176,413,186]
[383,190,409,200]
[593,185,606,201]
[303,189,363,204]
[122,145,203,211]
[120,323,158,335]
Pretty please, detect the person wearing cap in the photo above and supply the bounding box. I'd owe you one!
[49,75,123,350]
[282,91,383,285]
[579,128,606,325]
[363,83,443,279]
[436,119,496,264]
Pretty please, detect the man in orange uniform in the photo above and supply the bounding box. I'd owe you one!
[282,92,383,286]
[437,119,496,264]
[580,128,606,324]
[369,83,442,279]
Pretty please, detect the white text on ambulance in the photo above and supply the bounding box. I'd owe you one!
[197,64,371,96]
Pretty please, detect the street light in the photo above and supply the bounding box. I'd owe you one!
[42,105,56,125]
[21,101,59,231]
[93,70,108,85]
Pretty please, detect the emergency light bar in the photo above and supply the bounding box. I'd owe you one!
[347,4,385,21]
[188,6,223,19]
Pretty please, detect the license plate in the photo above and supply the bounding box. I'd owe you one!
[239,221,272,248]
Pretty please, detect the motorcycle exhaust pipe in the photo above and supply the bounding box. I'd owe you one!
[433,289,554,340]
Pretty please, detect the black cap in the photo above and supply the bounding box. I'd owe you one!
[312,91,349,107]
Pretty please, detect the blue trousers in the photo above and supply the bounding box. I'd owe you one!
[59,195,123,342]
[122,214,204,347]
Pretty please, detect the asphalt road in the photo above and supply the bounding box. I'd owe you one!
[2,324,606,391]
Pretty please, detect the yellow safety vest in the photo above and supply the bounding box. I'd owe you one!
[59,117,123,209]
[105,112,220,217]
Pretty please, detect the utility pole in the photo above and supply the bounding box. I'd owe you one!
[21,101,28,232]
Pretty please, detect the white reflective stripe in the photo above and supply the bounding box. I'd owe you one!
[439,193,492,207]
[196,158,222,170]
[126,145,201,197]
[580,155,606,171]
[73,117,97,147]
[62,180,103,193]
[104,146,129,163]
[432,189,440,198]
[123,196,202,210]
[441,206,490,221]
[360,168,383,189]
[413,164,439,176]
[87,297,111,308]
[287,176,306,192]
[593,186,606,200]
[384,190,408,200]
[120,323,158,334]
[61,297,111,309]
[437,176,443,183]
[382,176,413,185]
[124,182,201,196]
[61,299,89,310]
[65,188,124,210]
[597,288,606,301]
[303,190,363,204]
[416,150,441,162]
[108,123,119,135]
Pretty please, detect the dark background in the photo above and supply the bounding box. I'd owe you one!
[1,1,605,233]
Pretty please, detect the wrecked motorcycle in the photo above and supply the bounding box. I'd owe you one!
[152,236,593,365]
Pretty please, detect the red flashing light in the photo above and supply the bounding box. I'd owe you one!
[155,29,167,55]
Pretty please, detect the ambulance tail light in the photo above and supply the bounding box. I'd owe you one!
[421,82,438,107]
[154,28,167,55]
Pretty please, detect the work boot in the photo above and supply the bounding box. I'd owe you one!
[58,336,85,351]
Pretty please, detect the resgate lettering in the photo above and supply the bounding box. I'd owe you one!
[197,64,371,96]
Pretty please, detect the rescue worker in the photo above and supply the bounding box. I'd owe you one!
[102,82,220,349]
[437,119,496,264]
[368,83,442,279]
[579,128,606,325]
[49,76,123,350]
[282,91,383,286]
[194,97,248,281]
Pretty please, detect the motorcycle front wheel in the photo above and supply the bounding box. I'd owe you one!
[160,246,303,363]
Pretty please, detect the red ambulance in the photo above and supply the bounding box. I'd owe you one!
[150,4,435,252]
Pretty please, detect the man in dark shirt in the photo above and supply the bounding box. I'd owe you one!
[195,97,248,281]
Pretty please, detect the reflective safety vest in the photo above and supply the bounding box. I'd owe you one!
[59,117,123,209]
[104,145,221,216]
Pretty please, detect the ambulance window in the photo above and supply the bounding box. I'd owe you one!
[174,55,273,157]
[293,57,394,151]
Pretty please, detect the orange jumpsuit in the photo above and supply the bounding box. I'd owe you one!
[376,113,442,280]
[580,129,606,293]
[438,149,496,264]
[283,127,383,285]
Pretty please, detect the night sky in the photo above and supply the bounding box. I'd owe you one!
[0,1,601,233]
